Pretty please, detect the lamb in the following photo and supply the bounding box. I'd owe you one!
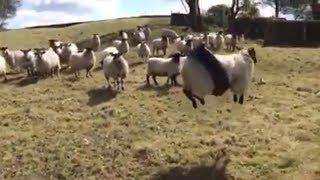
[175,36,193,55]
[152,36,169,56]
[20,49,37,76]
[146,53,183,86]
[103,52,129,91]
[160,28,179,42]
[137,41,151,63]
[34,48,61,77]
[91,34,101,52]
[224,34,237,51]
[0,55,7,81]
[0,47,24,71]
[69,48,96,78]
[181,45,257,108]
[143,25,152,41]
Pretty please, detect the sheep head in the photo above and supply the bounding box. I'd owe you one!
[0,47,8,54]
[248,48,257,64]
[169,52,182,64]
[20,49,32,56]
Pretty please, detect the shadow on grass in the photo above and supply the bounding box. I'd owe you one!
[16,77,39,87]
[4,76,24,84]
[153,151,233,180]
[137,84,171,96]
[87,87,118,106]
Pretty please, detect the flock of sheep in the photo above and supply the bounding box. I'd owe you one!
[0,25,257,108]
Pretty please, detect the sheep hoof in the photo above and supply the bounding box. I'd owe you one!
[192,102,198,109]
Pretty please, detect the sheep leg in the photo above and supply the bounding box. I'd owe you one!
[193,95,205,105]
[233,94,238,103]
[152,76,159,86]
[27,68,31,77]
[152,48,155,56]
[146,75,151,85]
[163,48,167,56]
[239,94,244,105]
[183,89,198,109]
[116,80,121,91]
[121,78,125,91]
[56,66,60,78]
[171,75,180,86]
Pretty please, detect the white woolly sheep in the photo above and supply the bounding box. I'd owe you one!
[152,36,169,56]
[132,29,146,44]
[181,45,257,108]
[34,48,61,77]
[137,41,151,63]
[224,34,237,51]
[215,31,225,50]
[0,55,7,81]
[91,34,101,52]
[160,28,179,42]
[69,48,96,78]
[20,49,37,77]
[116,39,130,55]
[103,52,129,91]
[146,53,182,86]
[58,43,79,65]
[0,47,24,71]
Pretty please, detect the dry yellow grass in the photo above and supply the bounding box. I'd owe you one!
[0,17,319,179]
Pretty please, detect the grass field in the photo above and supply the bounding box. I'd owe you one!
[0,17,320,179]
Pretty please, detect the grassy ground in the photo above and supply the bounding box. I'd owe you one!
[0,17,320,179]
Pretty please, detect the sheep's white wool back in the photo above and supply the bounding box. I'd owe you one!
[0,55,6,75]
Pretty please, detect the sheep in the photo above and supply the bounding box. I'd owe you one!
[181,45,257,108]
[34,48,61,78]
[137,41,151,63]
[58,43,79,65]
[143,25,152,41]
[132,28,146,44]
[69,48,96,78]
[103,52,129,91]
[175,36,193,55]
[215,31,225,50]
[152,36,169,56]
[160,28,179,42]
[91,34,101,52]
[207,32,217,48]
[115,39,130,55]
[20,49,37,77]
[146,53,183,86]
[0,55,7,82]
[224,34,237,51]
[0,47,24,71]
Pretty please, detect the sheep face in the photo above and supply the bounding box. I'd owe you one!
[248,48,257,64]
[110,53,124,69]
[169,52,182,64]
[0,47,9,55]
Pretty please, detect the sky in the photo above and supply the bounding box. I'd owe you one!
[8,0,280,29]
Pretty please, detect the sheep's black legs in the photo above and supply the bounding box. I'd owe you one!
[239,95,244,105]
[233,94,238,103]
[152,76,159,86]
[146,75,150,85]
[121,79,125,91]
[183,89,198,109]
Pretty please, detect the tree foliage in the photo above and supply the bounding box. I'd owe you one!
[0,0,21,28]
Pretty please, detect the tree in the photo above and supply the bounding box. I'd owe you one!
[185,0,203,31]
[240,0,260,18]
[0,0,21,28]
[261,0,314,18]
